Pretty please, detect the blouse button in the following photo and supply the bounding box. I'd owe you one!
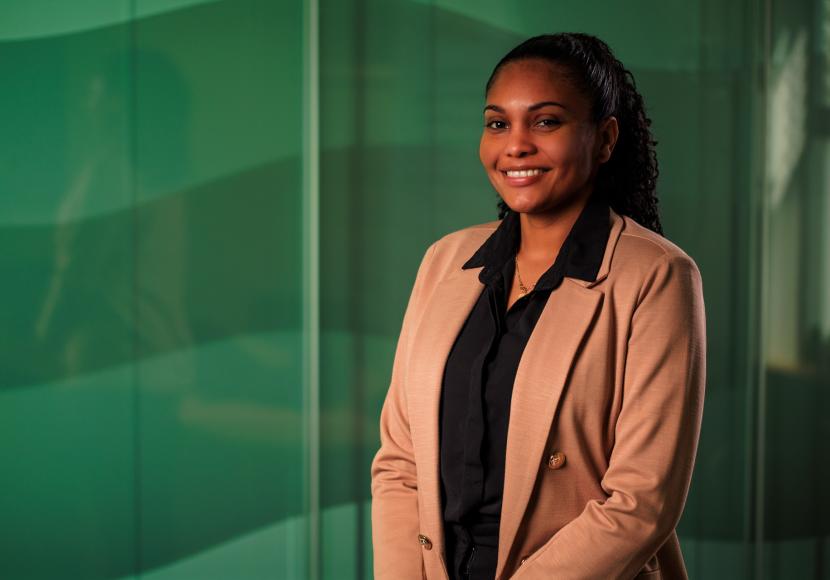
[547,451,566,469]
[418,534,433,550]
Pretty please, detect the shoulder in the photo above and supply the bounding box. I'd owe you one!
[611,215,704,301]
[418,218,501,279]
[614,215,701,274]
[435,218,501,251]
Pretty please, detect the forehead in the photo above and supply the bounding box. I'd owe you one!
[486,59,589,114]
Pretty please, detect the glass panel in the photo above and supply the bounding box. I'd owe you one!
[133,0,307,577]
[0,1,309,578]
[0,2,136,578]
[762,0,830,576]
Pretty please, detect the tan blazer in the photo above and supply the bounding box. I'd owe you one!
[370,207,706,580]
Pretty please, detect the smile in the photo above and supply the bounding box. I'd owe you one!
[500,167,550,187]
[502,168,549,177]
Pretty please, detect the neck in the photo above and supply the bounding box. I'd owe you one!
[517,191,593,263]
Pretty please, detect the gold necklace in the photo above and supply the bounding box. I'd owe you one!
[515,256,535,295]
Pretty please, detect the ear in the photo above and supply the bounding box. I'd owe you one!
[596,116,619,164]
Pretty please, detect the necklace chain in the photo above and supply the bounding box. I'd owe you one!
[515,256,535,295]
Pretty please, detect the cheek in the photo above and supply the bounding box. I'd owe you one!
[575,131,599,171]
[542,144,578,178]
[479,136,497,167]
[548,136,594,174]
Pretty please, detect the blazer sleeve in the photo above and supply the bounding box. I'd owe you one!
[512,252,707,580]
[370,241,438,580]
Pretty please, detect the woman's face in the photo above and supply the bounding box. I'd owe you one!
[479,58,615,215]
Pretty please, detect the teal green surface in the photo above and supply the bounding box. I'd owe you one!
[1,0,305,577]
[2,0,829,579]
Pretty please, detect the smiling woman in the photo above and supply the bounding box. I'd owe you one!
[480,60,618,220]
[371,32,705,580]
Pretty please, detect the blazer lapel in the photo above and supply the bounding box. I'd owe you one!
[406,266,485,575]
[495,208,624,579]
[495,279,603,579]
[409,270,602,579]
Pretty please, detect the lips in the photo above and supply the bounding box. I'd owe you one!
[500,167,550,186]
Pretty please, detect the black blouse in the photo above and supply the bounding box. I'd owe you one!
[438,192,612,550]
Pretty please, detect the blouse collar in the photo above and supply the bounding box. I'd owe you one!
[461,191,611,292]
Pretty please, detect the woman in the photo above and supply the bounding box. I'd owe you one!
[371,32,706,580]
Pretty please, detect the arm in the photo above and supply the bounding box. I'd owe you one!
[371,242,438,580]
[513,252,707,580]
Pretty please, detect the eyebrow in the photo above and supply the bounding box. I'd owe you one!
[483,101,567,113]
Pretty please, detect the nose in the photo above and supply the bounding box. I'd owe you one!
[505,126,536,157]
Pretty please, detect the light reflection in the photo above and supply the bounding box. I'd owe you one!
[767,29,808,211]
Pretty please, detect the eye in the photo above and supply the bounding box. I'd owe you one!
[537,118,561,128]
[484,119,507,130]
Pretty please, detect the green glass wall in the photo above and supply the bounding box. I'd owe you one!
[1,0,828,579]
[0,0,308,578]
[761,0,830,577]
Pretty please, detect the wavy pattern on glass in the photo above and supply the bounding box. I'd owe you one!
[0,0,221,42]
[0,0,306,578]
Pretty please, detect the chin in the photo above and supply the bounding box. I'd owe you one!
[506,189,587,216]
[499,192,550,214]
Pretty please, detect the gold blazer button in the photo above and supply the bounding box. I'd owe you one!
[418,534,433,550]
[547,451,566,469]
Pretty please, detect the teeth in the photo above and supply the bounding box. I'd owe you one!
[505,169,544,177]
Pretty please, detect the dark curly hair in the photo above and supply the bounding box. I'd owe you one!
[486,32,663,235]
